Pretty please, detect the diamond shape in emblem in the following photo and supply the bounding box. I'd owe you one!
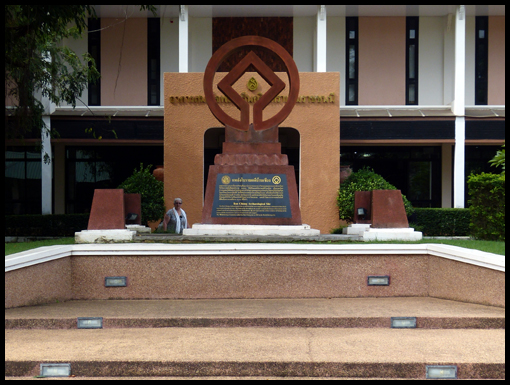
[217,51,285,131]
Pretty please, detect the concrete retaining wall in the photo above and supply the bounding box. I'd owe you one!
[5,244,505,308]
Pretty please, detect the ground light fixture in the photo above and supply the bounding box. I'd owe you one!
[105,276,127,287]
[426,365,458,379]
[77,317,103,329]
[39,363,71,377]
[390,317,417,328]
[367,275,390,286]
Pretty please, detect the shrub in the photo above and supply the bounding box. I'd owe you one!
[337,167,414,222]
[409,208,471,236]
[118,163,166,226]
[467,172,505,241]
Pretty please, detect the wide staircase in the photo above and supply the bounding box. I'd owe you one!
[5,296,505,380]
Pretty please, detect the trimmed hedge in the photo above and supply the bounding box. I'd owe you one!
[467,172,505,241]
[5,214,89,237]
[409,208,471,237]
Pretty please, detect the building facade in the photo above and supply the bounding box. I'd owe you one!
[5,5,505,229]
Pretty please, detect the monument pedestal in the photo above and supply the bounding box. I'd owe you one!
[202,164,301,225]
[184,224,319,236]
[201,124,302,226]
[125,225,152,234]
[342,224,371,236]
[75,189,146,243]
[75,229,136,244]
[342,224,422,241]
[361,227,423,242]
[346,189,421,241]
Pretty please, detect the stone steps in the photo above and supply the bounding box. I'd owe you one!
[136,232,362,242]
[5,297,505,379]
[3,377,459,380]
[5,316,504,329]
[4,298,505,330]
[4,328,506,379]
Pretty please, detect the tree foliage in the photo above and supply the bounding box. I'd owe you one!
[5,5,100,139]
[5,5,157,141]
[488,144,505,173]
[337,167,414,222]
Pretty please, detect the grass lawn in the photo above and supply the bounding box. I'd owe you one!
[5,237,75,256]
[5,237,505,256]
[367,238,505,256]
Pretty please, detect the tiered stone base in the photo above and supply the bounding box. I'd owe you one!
[184,224,320,236]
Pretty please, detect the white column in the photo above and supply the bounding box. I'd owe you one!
[179,5,189,73]
[453,5,466,208]
[453,117,465,208]
[315,5,327,72]
[41,116,52,214]
[452,5,466,116]
[40,50,55,214]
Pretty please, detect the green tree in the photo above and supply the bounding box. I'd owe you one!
[5,5,99,140]
[118,164,166,226]
[337,167,414,222]
[5,5,156,142]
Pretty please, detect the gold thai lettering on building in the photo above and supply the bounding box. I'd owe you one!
[168,92,335,104]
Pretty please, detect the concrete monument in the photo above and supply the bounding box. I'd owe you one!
[75,189,149,243]
[195,36,308,232]
[343,190,422,241]
[165,42,340,234]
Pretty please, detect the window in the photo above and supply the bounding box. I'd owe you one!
[463,145,501,206]
[475,16,488,105]
[147,18,161,106]
[345,17,358,105]
[340,146,441,208]
[88,18,101,106]
[66,148,114,214]
[406,17,419,105]
[65,146,163,213]
[5,147,45,214]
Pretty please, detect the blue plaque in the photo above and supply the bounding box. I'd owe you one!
[211,173,291,218]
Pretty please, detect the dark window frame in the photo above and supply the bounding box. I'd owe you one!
[147,18,161,106]
[339,145,442,208]
[406,17,419,105]
[5,146,50,215]
[475,16,489,105]
[345,17,359,105]
[87,18,101,106]
[65,145,163,214]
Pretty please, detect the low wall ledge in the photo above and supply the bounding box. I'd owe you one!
[5,243,505,273]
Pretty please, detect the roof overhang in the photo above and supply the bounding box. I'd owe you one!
[51,105,505,119]
[52,106,165,118]
[340,105,505,118]
[92,5,506,19]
